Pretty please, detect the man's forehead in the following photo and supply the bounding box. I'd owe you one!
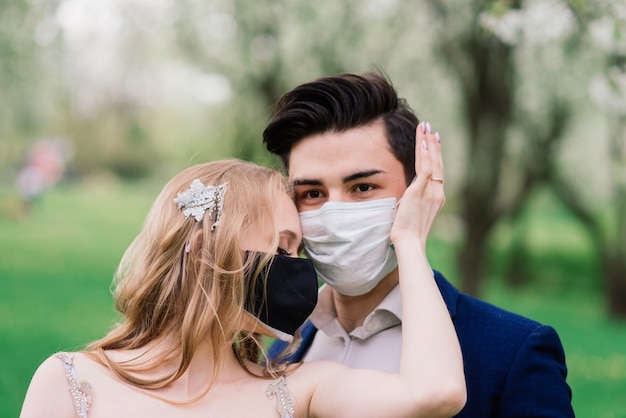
[287,124,400,183]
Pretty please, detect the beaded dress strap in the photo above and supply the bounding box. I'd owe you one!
[266,375,295,418]
[56,352,92,418]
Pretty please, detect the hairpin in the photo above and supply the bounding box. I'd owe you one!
[173,179,228,230]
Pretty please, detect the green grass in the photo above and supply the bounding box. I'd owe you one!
[0,178,159,417]
[1,181,624,417]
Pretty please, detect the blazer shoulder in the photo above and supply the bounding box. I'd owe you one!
[434,270,543,331]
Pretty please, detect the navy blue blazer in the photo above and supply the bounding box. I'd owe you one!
[269,270,574,417]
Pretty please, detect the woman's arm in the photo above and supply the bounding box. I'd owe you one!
[308,122,466,418]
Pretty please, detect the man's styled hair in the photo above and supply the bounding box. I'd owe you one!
[263,72,420,184]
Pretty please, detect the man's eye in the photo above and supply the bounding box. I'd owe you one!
[304,190,322,199]
[277,247,293,256]
[355,184,374,192]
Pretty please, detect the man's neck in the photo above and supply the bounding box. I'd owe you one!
[331,269,399,332]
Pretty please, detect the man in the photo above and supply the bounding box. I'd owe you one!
[263,72,574,417]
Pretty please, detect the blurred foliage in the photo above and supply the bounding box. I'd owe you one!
[0,0,45,166]
[0,0,624,314]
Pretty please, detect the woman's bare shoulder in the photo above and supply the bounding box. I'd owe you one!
[20,353,78,418]
[33,353,83,388]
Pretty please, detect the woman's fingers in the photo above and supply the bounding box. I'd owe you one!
[411,122,433,192]
[393,122,445,239]
[423,122,444,185]
[430,130,444,184]
[412,121,444,191]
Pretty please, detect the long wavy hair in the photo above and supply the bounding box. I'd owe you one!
[87,159,296,400]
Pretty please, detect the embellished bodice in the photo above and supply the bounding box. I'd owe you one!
[265,375,295,418]
[56,352,295,418]
[57,353,92,418]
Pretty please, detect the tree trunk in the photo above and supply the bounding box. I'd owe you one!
[606,255,626,318]
[505,234,531,288]
[458,221,492,296]
[606,115,626,318]
[445,28,515,295]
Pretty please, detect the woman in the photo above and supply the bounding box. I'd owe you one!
[21,130,465,417]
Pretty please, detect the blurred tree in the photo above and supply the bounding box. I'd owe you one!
[0,0,57,173]
[1,0,167,181]
[172,0,609,302]
[562,0,626,317]
[428,0,581,295]
[3,0,435,180]
[493,0,626,318]
[434,0,626,318]
[170,0,430,165]
[6,0,620,314]
[49,0,170,179]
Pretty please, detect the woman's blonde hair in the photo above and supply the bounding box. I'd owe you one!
[87,159,293,396]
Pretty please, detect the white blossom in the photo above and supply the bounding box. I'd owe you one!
[589,15,626,56]
[479,0,575,46]
[589,67,626,115]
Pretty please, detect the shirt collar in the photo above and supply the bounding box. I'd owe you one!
[310,284,402,340]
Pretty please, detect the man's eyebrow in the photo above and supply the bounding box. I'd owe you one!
[342,170,384,184]
[292,170,384,186]
[292,178,323,186]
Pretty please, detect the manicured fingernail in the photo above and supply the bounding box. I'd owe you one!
[420,121,427,134]
[426,122,432,134]
[422,140,428,150]
[435,132,440,143]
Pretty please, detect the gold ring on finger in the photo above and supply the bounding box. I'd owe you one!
[431,177,444,184]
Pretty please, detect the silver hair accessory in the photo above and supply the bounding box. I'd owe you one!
[173,179,228,229]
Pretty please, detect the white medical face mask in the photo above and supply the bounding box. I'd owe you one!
[299,197,398,296]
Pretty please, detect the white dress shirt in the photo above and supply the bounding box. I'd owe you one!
[303,284,403,372]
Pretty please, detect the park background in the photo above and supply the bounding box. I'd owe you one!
[1,0,625,416]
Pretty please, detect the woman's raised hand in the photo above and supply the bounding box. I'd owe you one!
[390,121,445,249]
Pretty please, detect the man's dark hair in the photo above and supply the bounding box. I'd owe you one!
[263,72,419,185]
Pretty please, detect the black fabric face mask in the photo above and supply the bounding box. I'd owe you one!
[244,252,318,342]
